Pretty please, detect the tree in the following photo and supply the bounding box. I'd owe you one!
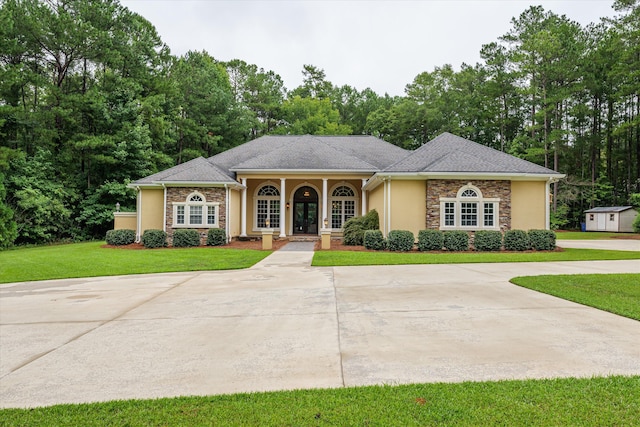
[273,96,351,135]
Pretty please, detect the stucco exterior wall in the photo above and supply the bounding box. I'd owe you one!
[139,188,164,235]
[113,212,137,231]
[426,180,511,231]
[389,180,427,238]
[229,189,241,237]
[511,181,546,230]
[367,184,385,235]
[165,187,226,244]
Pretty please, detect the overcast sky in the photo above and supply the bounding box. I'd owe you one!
[120,0,619,96]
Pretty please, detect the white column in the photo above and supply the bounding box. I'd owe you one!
[545,179,551,231]
[322,178,328,229]
[361,178,367,216]
[279,178,286,237]
[240,178,247,237]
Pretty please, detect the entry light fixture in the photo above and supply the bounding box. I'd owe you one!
[323,218,328,228]
[115,202,120,212]
[265,218,270,228]
[286,202,290,209]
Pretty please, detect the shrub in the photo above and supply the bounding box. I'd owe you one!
[504,229,530,251]
[386,230,414,251]
[363,230,386,250]
[206,228,227,246]
[142,229,167,249]
[633,213,640,233]
[105,229,135,246]
[528,229,556,251]
[362,209,380,230]
[473,230,502,251]
[417,229,444,251]
[172,229,200,247]
[443,231,469,251]
[343,210,379,246]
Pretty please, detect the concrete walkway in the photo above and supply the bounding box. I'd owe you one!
[557,239,640,252]
[1,243,639,408]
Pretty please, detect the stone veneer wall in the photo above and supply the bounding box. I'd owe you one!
[166,187,226,245]
[426,180,511,231]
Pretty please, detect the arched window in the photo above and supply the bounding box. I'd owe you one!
[173,192,219,228]
[255,184,280,229]
[439,184,499,230]
[330,184,357,229]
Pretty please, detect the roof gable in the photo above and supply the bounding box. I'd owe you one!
[385,132,560,175]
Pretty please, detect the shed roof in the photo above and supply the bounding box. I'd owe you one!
[584,206,636,213]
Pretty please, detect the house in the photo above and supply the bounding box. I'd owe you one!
[584,206,638,233]
[115,132,565,242]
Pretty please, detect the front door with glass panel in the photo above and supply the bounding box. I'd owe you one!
[293,186,318,234]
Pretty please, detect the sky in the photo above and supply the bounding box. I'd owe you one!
[120,0,620,96]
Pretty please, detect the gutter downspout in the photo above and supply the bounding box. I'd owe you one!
[162,184,167,233]
[545,178,552,230]
[225,184,231,242]
[135,186,141,242]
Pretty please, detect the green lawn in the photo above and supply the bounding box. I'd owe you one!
[511,273,640,320]
[0,241,270,284]
[1,376,637,426]
[312,248,640,267]
[556,231,639,240]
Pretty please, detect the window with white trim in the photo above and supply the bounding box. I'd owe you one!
[173,192,219,228]
[255,184,280,229]
[439,184,499,230]
[330,184,357,229]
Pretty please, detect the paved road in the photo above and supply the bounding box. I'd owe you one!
[1,245,639,408]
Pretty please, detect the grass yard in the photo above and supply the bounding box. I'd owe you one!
[0,241,270,284]
[312,248,640,267]
[556,231,639,240]
[511,273,640,320]
[1,376,638,426]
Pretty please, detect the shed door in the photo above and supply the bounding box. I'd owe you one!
[597,213,606,231]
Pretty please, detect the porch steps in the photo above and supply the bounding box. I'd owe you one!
[287,235,320,242]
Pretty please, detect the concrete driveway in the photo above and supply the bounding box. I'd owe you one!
[1,248,640,408]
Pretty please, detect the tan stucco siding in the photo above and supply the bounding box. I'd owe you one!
[113,212,137,231]
[511,181,547,230]
[229,189,241,237]
[367,184,385,233]
[140,188,164,233]
[389,180,426,238]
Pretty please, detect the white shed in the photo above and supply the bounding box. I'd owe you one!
[584,206,638,232]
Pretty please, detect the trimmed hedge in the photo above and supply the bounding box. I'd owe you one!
[504,229,530,251]
[386,230,414,252]
[528,229,556,251]
[417,229,444,251]
[363,230,386,250]
[343,209,380,246]
[207,228,227,246]
[172,229,200,247]
[105,229,135,246]
[474,230,502,251]
[142,229,167,248]
[444,230,469,251]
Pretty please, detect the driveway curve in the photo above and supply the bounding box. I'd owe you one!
[1,248,639,408]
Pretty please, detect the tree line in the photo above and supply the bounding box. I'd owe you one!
[1,0,638,247]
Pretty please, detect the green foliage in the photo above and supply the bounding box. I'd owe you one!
[206,228,227,246]
[363,230,385,250]
[0,172,17,248]
[444,231,470,251]
[141,229,167,249]
[550,204,570,230]
[630,194,640,209]
[386,230,414,252]
[632,213,640,233]
[77,181,136,239]
[473,230,503,251]
[105,229,135,246]
[417,229,444,251]
[528,229,556,251]
[342,211,379,246]
[272,96,352,135]
[503,230,531,251]
[172,229,201,247]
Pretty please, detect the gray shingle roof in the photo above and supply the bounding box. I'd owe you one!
[211,135,409,172]
[584,206,635,213]
[132,157,237,185]
[385,132,560,175]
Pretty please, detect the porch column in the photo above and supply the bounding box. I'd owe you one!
[322,178,328,228]
[279,178,286,237]
[240,178,247,237]
[361,178,367,216]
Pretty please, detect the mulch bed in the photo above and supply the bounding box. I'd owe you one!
[102,239,290,251]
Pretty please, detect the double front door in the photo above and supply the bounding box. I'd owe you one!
[293,186,318,234]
